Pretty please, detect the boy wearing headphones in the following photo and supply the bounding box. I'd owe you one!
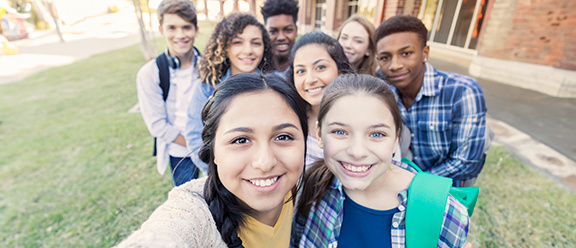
[136,0,200,186]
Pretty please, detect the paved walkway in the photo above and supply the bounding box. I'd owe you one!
[430,58,576,190]
[1,10,575,190]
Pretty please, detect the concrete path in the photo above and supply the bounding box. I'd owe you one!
[430,58,576,190]
[0,10,144,84]
[1,10,574,190]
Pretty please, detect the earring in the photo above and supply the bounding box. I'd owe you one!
[424,58,428,62]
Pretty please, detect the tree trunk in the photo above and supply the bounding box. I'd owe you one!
[132,0,157,60]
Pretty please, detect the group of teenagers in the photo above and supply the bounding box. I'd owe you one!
[120,0,489,247]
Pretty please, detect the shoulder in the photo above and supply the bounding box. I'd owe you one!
[116,177,227,247]
[439,193,470,247]
[136,59,160,84]
[435,68,484,95]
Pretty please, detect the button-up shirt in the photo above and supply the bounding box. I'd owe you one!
[383,63,487,181]
[291,160,469,248]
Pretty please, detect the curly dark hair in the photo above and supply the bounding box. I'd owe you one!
[260,0,299,24]
[199,13,274,87]
[201,73,308,248]
[374,15,428,48]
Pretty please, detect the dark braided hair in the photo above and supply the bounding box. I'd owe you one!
[200,73,308,247]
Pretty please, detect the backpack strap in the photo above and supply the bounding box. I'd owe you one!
[152,52,171,156]
[155,52,171,101]
[403,157,453,248]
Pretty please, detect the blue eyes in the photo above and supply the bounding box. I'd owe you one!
[370,132,384,138]
[331,130,347,136]
[330,130,386,138]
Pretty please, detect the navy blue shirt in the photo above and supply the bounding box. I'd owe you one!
[338,191,399,248]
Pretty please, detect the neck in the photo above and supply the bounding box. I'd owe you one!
[173,50,195,69]
[398,67,425,108]
[245,198,286,227]
[344,164,413,210]
[275,59,288,72]
[307,106,319,136]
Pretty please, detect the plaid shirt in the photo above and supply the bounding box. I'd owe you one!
[382,63,487,180]
[291,160,469,248]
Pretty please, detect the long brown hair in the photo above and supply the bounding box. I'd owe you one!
[296,74,402,216]
[336,14,377,76]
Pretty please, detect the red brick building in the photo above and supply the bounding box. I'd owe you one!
[295,0,576,97]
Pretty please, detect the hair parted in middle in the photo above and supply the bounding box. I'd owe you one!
[336,14,377,76]
[287,32,355,93]
[296,73,403,217]
[200,73,308,248]
[199,13,274,88]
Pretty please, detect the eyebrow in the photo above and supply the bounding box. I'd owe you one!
[378,45,412,55]
[224,123,300,134]
[295,59,329,68]
[327,122,392,129]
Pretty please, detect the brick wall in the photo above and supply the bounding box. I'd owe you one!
[478,0,576,70]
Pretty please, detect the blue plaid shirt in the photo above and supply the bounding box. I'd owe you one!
[291,160,470,248]
[380,63,486,180]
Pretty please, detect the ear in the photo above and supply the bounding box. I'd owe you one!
[194,25,199,37]
[159,25,164,36]
[392,135,399,156]
[422,45,430,63]
[316,121,323,149]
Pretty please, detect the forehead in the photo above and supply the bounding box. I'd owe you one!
[376,32,422,52]
[161,13,193,26]
[217,90,299,130]
[294,44,333,64]
[341,21,369,38]
[266,14,296,28]
[235,25,263,38]
[324,94,395,126]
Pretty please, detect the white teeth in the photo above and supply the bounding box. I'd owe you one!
[307,87,322,93]
[249,177,278,187]
[342,163,370,172]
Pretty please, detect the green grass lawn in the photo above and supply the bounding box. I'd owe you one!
[1,20,575,247]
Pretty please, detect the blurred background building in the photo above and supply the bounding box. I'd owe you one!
[297,0,576,97]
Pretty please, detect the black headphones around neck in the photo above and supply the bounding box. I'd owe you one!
[164,48,200,70]
[165,49,181,69]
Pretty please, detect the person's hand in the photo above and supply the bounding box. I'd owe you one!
[463,241,473,248]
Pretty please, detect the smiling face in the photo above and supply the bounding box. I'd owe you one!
[293,44,339,108]
[266,14,297,63]
[160,13,198,59]
[338,21,370,66]
[319,94,398,192]
[227,25,265,75]
[376,32,429,93]
[213,90,305,223]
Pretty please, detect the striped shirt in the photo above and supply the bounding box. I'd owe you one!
[291,160,470,248]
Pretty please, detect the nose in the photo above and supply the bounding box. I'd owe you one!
[346,135,369,160]
[388,56,403,72]
[175,27,185,38]
[243,42,255,55]
[341,39,351,49]
[277,31,286,41]
[251,142,277,172]
[304,70,317,85]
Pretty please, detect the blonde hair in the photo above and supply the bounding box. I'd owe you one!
[336,14,377,76]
